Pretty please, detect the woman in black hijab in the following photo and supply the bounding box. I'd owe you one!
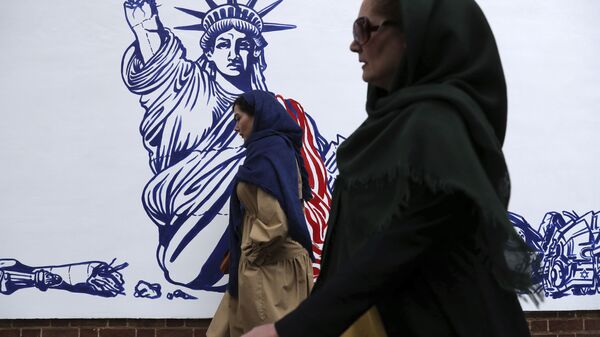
[242,0,535,336]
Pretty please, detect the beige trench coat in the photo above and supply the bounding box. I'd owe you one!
[207,181,313,337]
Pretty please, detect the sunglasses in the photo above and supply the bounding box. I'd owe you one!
[352,16,398,45]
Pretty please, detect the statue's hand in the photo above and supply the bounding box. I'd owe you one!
[124,0,159,31]
[123,0,163,62]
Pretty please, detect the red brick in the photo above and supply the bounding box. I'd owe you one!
[156,328,193,337]
[108,320,128,327]
[0,321,11,328]
[99,328,136,337]
[128,320,165,328]
[529,334,556,337]
[194,328,208,337]
[558,312,578,318]
[166,320,185,327]
[557,334,575,337]
[184,320,210,328]
[527,312,559,319]
[136,329,156,337]
[80,328,99,337]
[575,334,600,337]
[21,329,41,337]
[70,319,107,327]
[12,320,51,328]
[42,328,79,337]
[531,320,549,332]
[549,319,583,332]
[578,311,600,319]
[0,330,19,337]
[50,320,69,327]
[585,319,600,331]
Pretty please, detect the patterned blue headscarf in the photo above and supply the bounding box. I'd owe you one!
[227,90,314,297]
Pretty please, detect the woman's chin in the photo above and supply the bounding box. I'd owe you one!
[362,72,371,84]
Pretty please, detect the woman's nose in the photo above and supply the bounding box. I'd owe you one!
[350,39,361,53]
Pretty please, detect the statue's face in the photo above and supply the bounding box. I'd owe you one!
[207,28,254,77]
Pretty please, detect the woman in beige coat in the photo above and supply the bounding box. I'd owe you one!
[207,90,314,337]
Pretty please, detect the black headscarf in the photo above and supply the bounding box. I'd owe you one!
[333,0,534,292]
[227,90,314,297]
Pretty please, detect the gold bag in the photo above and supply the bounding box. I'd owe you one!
[340,306,387,337]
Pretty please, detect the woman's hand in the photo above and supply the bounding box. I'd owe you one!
[241,323,279,337]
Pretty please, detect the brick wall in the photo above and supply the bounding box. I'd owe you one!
[0,312,599,336]
[526,311,600,337]
[0,319,210,337]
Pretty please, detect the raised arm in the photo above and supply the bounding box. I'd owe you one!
[124,0,164,63]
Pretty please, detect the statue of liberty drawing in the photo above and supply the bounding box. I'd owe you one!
[121,0,340,291]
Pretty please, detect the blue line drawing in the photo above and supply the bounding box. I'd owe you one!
[121,0,341,291]
[0,259,128,297]
[322,134,345,193]
[509,211,600,298]
[134,280,162,299]
[167,289,198,300]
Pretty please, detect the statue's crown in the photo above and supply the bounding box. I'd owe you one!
[175,0,296,48]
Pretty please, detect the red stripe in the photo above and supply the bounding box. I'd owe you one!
[277,95,332,278]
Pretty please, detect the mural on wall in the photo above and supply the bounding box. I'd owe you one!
[120,0,341,292]
[0,259,128,297]
[510,211,600,299]
[134,280,162,299]
[1,1,597,314]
